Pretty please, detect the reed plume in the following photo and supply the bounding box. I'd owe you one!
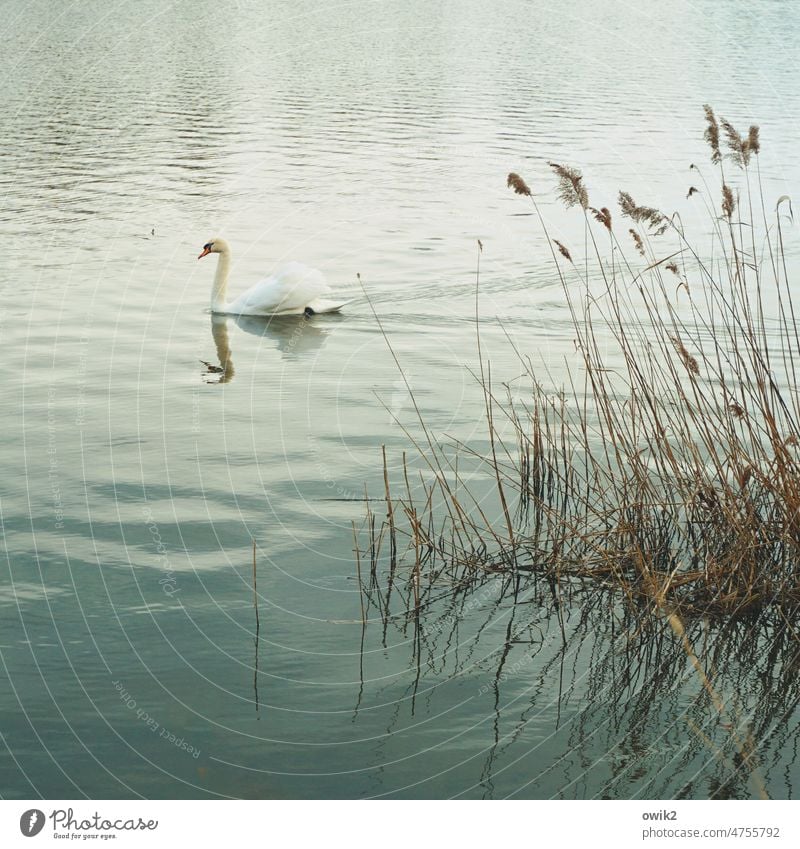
[687,186,699,199]
[549,162,589,209]
[703,104,722,163]
[618,191,665,230]
[507,172,532,196]
[721,118,752,167]
[747,124,761,156]
[553,240,573,262]
[670,335,700,375]
[629,228,645,256]
[728,402,745,419]
[722,184,735,220]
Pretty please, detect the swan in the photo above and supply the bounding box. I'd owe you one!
[197,237,347,316]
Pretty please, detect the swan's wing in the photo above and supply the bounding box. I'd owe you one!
[227,262,330,315]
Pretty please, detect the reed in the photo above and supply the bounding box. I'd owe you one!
[363,108,800,622]
[352,520,366,625]
[252,539,260,634]
[351,110,800,796]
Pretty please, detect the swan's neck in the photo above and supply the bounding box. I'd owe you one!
[211,249,231,311]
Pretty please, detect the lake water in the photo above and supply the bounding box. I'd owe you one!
[2,0,800,799]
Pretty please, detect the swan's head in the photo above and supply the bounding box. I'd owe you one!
[198,237,230,259]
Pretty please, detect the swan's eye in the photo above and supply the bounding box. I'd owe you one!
[204,242,213,250]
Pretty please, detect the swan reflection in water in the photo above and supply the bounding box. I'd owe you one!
[201,312,342,383]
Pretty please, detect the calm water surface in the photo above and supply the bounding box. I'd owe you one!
[2,0,799,798]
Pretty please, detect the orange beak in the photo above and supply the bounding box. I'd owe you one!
[198,247,211,259]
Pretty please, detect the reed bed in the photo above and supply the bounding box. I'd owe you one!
[359,107,800,622]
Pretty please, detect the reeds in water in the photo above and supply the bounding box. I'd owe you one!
[363,107,800,622]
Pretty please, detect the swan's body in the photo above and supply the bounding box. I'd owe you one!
[198,237,346,316]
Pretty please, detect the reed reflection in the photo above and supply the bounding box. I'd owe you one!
[350,540,800,799]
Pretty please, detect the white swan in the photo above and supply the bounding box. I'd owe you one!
[197,237,347,316]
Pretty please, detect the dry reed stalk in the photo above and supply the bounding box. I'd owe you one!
[252,539,260,634]
[352,520,366,625]
[474,241,517,556]
[382,445,396,568]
